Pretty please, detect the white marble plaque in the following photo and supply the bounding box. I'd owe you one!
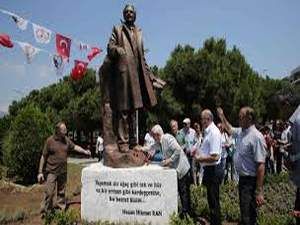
[81,162,178,225]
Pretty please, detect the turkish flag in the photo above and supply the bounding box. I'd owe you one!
[87,47,101,61]
[56,33,71,60]
[71,60,88,80]
[0,34,14,48]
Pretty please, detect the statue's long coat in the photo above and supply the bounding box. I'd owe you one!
[107,24,157,111]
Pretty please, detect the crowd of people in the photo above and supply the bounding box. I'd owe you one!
[37,105,300,225]
[139,106,300,225]
[261,120,292,175]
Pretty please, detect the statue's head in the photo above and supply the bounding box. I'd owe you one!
[123,4,136,25]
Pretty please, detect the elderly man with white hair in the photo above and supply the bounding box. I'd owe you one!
[147,124,192,219]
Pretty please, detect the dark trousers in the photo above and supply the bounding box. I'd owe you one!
[98,151,104,162]
[239,176,257,225]
[275,150,283,174]
[265,156,275,175]
[186,154,194,181]
[203,164,223,225]
[296,188,300,225]
[178,171,192,217]
[226,155,236,182]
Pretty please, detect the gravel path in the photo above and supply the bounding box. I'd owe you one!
[67,157,99,166]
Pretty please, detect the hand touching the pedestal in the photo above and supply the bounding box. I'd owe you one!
[161,158,172,167]
[133,145,143,151]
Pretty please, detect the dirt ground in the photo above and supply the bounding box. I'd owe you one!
[0,163,83,225]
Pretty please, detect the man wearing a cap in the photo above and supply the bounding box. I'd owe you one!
[180,118,197,180]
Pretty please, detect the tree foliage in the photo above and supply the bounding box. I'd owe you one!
[154,38,290,128]
[7,69,101,140]
[3,104,53,184]
[0,115,11,163]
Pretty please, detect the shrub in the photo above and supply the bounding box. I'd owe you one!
[169,213,195,225]
[0,115,11,164]
[189,173,296,225]
[3,104,53,184]
[44,209,80,225]
[53,209,80,225]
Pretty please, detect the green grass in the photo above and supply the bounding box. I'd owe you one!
[0,209,28,224]
[66,163,84,199]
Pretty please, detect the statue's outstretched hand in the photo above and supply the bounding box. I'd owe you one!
[153,81,164,89]
[150,75,166,90]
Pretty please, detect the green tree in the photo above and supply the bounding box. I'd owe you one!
[3,104,53,184]
[158,37,285,125]
[0,115,11,163]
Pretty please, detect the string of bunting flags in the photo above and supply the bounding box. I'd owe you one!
[0,8,102,80]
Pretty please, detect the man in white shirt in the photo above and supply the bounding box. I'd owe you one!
[96,135,104,161]
[144,131,155,147]
[195,109,223,225]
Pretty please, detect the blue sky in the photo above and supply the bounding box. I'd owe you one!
[0,0,299,112]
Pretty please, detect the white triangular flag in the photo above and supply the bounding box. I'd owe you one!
[32,23,52,44]
[12,15,28,30]
[0,9,28,30]
[78,41,90,51]
[17,41,41,63]
[52,54,65,76]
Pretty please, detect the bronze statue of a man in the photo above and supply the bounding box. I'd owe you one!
[99,4,164,167]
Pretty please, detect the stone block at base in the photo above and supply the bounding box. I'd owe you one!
[81,162,178,225]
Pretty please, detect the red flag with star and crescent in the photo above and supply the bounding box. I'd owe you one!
[56,33,71,60]
[87,47,101,61]
[71,60,88,80]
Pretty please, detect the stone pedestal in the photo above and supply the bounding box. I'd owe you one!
[81,162,178,225]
